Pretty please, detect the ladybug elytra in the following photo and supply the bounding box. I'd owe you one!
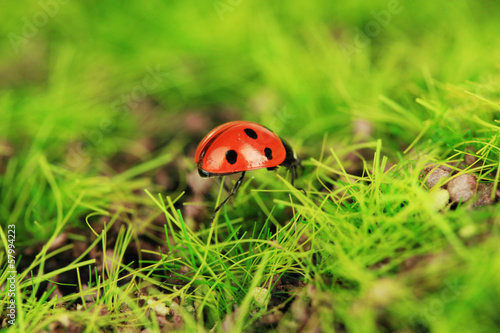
[194,121,301,215]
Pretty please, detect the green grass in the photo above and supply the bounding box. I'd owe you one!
[1,0,500,332]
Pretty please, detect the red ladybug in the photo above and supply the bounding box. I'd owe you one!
[195,121,300,215]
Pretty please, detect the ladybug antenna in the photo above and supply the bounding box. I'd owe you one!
[279,139,305,194]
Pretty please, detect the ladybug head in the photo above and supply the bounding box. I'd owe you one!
[278,139,301,186]
[279,139,300,167]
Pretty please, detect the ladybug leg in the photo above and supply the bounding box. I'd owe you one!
[290,163,306,195]
[213,171,246,215]
[290,164,296,187]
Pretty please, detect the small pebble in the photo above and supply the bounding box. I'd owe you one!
[148,299,169,316]
[473,183,496,207]
[252,287,268,306]
[464,146,477,166]
[424,166,451,189]
[431,189,450,211]
[447,174,476,203]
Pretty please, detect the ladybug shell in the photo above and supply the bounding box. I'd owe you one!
[195,121,287,176]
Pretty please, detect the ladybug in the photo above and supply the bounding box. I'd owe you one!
[195,121,301,215]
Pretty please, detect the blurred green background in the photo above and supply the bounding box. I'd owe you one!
[1,0,500,331]
[2,0,499,237]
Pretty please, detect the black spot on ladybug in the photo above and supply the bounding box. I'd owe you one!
[225,150,238,165]
[264,147,273,160]
[244,128,258,139]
